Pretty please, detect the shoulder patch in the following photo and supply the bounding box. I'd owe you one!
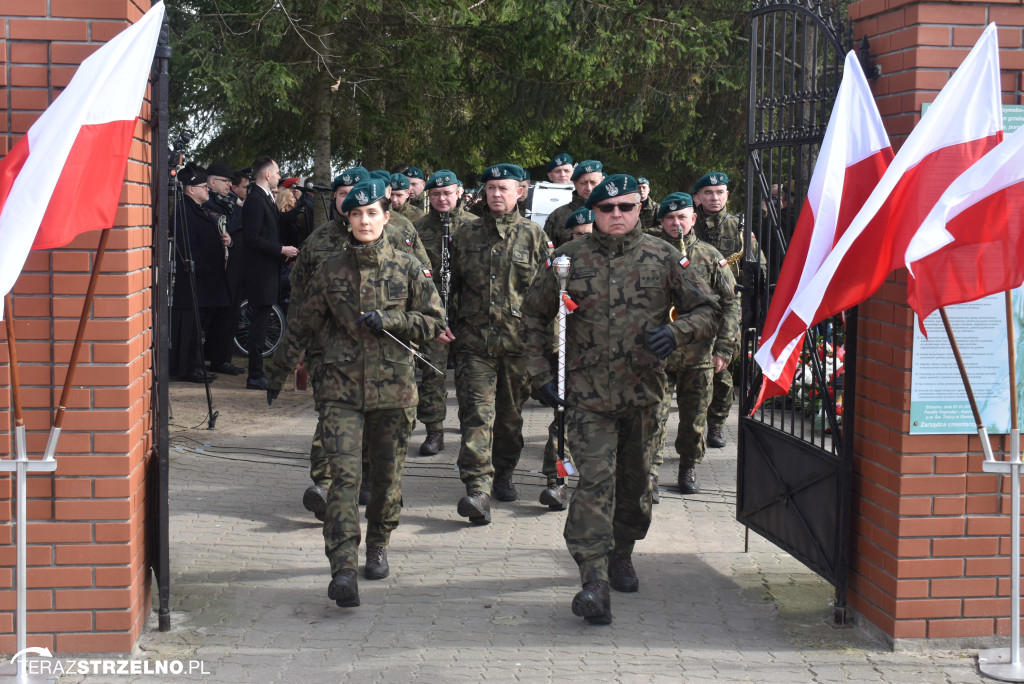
[679,257,690,268]
[406,238,413,246]
[545,257,552,269]
[719,258,728,267]
[546,240,554,250]
[422,268,432,278]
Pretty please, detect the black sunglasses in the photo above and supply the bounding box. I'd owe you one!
[594,201,639,214]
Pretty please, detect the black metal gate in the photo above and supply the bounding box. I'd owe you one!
[739,0,864,624]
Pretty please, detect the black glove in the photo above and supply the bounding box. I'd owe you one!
[531,380,565,408]
[267,388,280,406]
[647,325,678,359]
[355,310,384,335]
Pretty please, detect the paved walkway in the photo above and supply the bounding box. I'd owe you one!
[66,372,988,682]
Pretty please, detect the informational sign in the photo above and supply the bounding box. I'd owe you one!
[922,104,1024,133]
[910,289,1024,434]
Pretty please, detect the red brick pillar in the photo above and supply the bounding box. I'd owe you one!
[849,1,1024,643]
[0,2,156,653]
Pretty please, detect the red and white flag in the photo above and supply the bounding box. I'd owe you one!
[771,23,1003,370]
[906,122,1024,332]
[0,2,165,320]
[752,52,892,412]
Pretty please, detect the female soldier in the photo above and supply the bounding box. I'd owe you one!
[265,178,445,608]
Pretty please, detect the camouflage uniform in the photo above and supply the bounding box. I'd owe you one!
[450,207,551,493]
[650,229,740,476]
[638,196,660,236]
[520,224,720,583]
[543,192,586,248]
[395,201,425,222]
[412,205,475,430]
[266,234,444,575]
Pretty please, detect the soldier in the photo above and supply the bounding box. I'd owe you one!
[444,163,552,524]
[544,160,604,248]
[537,206,593,511]
[412,170,476,456]
[390,173,425,221]
[637,177,659,234]
[265,178,445,608]
[520,174,720,624]
[692,171,765,449]
[649,193,740,497]
[404,166,428,212]
[546,153,574,184]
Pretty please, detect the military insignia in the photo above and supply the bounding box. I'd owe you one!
[354,190,369,204]
[710,174,719,184]
[545,258,552,269]
[584,164,593,172]
[444,174,451,182]
[405,238,413,246]
[547,240,554,249]
[719,258,728,267]
[680,257,690,268]
[669,202,678,211]
[423,268,432,278]
[606,183,619,197]
[575,214,585,224]
[490,166,500,177]
[342,174,352,185]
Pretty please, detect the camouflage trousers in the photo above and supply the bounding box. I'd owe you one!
[319,404,414,576]
[707,358,736,427]
[564,406,657,584]
[651,365,714,477]
[309,407,369,489]
[453,350,529,494]
[416,338,450,430]
[542,411,573,486]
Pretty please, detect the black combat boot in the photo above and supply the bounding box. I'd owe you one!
[365,546,389,580]
[539,483,569,511]
[650,473,660,504]
[708,425,726,448]
[492,473,518,502]
[571,579,612,625]
[302,485,328,521]
[609,553,639,593]
[457,491,491,524]
[359,478,372,506]
[419,430,444,456]
[679,466,701,495]
[328,569,360,607]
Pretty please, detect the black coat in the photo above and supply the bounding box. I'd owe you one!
[242,185,283,307]
[172,196,230,310]
[205,193,245,302]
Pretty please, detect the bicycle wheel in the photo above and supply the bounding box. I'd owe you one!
[234,300,285,358]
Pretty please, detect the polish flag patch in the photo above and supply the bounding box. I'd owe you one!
[422,268,432,278]
[679,257,690,268]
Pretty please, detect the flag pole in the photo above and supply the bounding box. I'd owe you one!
[938,307,997,462]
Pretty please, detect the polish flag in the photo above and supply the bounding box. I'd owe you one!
[905,122,1024,332]
[751,53,892,412]
[0,2,166,320]
[769,23,1003,379]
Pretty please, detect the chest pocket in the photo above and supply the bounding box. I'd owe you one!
[639,268,661,289]
[570,267,596,281]
[720,237,740,255]
[512,247,531,265]
[388,280,408,300]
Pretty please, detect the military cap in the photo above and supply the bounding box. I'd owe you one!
[546,153,573,172]
[571,160,603,181]
[585,174,639,209]
[332,166,369,190]
[340,178,388,213]
[479,163,526,183]
[403,166,425,180]
[178,163,207,187]
[426,169,459,189]
[205,162,233,179]
[280,177,300,189]
[389,173,410,191]
[657,192,694,219]
[564,207,595,230]
[369,169,391,181]
[637,177,650,186]
[692,171,730,194]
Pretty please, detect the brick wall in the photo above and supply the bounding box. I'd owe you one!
[0,1,156,653]
[849,0,1024,643]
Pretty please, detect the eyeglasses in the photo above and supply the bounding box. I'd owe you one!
[593,202,639,214]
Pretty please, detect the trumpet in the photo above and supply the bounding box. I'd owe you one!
[216,214,229,267]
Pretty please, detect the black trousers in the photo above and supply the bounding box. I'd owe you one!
[248,303,272,379]
[203,304,235,367]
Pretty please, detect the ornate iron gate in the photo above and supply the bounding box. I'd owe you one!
[739,0,863,624]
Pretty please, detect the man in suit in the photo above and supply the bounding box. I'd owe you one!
[243,156,299,390]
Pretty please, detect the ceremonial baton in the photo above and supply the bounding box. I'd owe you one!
[359,311,445,376]
[553,256,577,480]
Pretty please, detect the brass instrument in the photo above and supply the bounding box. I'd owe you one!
[216,214,229,267]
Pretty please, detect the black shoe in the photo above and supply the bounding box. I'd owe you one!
[708,425,726,448]
[359,479,372,506]
[492,474,518,502]
[303,485,327,521]
[246,376,269,390]
[327,569,360,607]
[418,430,444,456]
[210,362,245,376]
[457,492,491,524]
[365,546,389,580]
[572,580,612,625]
[180,369,216,383]
[650,474,660,504]
[679,466,701,495]
[539,484,569,511]
[609,553,639,593]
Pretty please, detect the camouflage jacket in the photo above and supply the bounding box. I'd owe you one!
[693,206,766,280]
[395,201,425,221]
[520,224,721,413]
[450,207,552,357]
[266,235,445,410]
[413,205,475,285]
[386,212,431,270]
[656,229,740,370]
[543,192,586,248]
[638,196,660,235]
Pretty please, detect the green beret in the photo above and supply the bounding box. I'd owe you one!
[389,173,410,191]
[340,179,388,213]
[564,207,594,230]
[658,192,694,219]
[403,166,425,180]
[571,160,603,181]
[426,169,459,189]
[369,169,391,181]
[584,174,639,210]
[479,163,526,183]
[692,171,729,194]
[333,166,369,190]
[546,153,573,172]
[637,177,650,186]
